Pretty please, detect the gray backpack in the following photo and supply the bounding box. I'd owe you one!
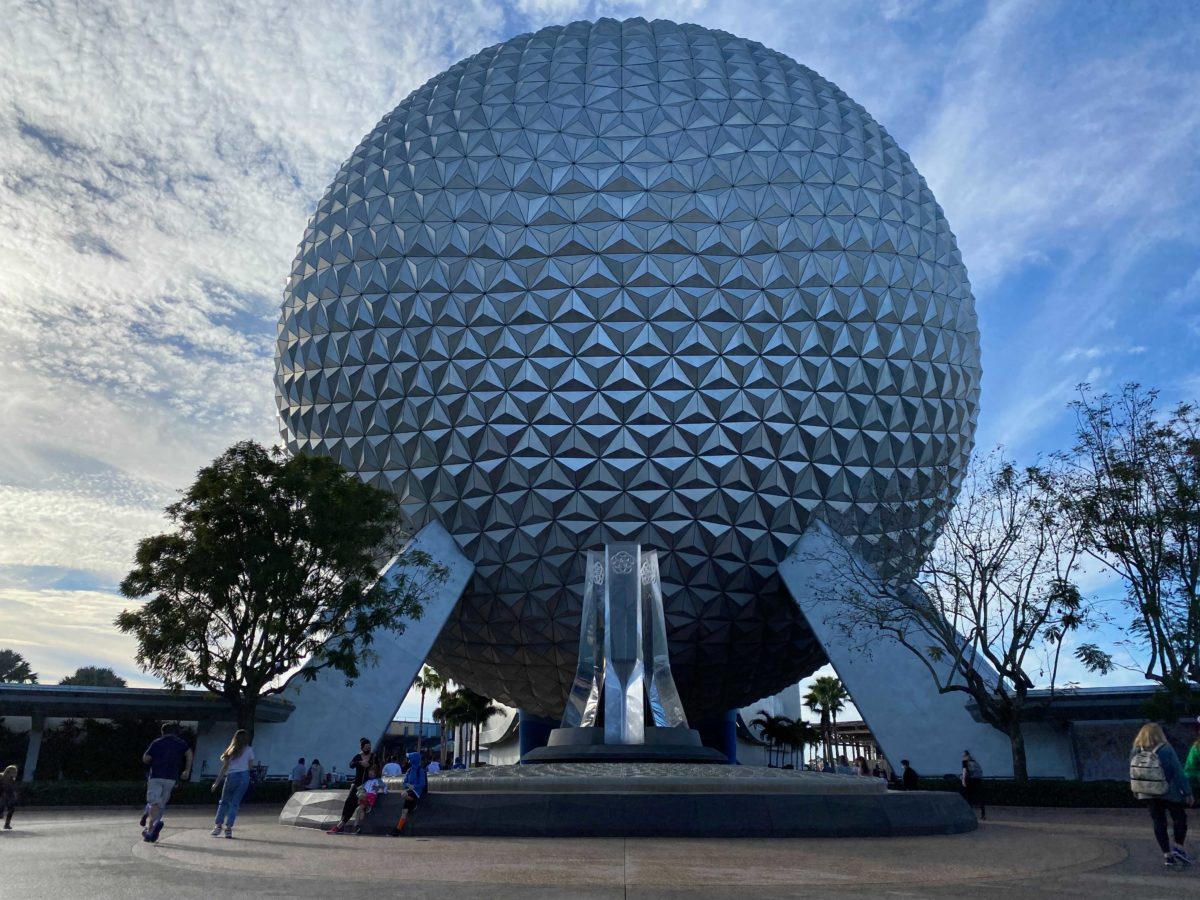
[1130,746,1168,797]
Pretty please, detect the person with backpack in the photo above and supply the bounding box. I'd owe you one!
[1131,722,1195,868]
[961,750,985,820]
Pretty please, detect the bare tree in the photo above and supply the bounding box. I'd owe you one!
[1066,384,1200,712]
[824,452,1110,781]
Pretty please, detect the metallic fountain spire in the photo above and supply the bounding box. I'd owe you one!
[562,544,687,744]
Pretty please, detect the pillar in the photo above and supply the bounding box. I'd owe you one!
[23,713,44,782]
[518,710,559,760]
[694,709,738,764]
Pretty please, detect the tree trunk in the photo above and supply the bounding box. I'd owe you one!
[1008,717,1028,783]
[236,699,257,744]
[474,723,481,767]
[417,687,425,752]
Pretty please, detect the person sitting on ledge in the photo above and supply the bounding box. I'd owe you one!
[452,757,467,770]
[381,754,402,778]
[901,759,919,791]
[346,765,387,834]
[389,751,427,836]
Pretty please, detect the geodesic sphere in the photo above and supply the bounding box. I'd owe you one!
[275,17,981,720]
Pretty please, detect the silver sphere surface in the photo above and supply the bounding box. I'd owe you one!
[276,17,981,719]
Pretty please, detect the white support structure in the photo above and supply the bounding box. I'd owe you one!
[195,521,474,776]
[779,520,1075,779]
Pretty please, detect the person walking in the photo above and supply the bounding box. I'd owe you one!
[290,757,308,794]
[961,750,985,820]
[1184,716,1200,797]
[327,737,378,834]
[1,765,18,830]
[1131,722,1194,868]
[307,758,324,790]
[141,722,192,843]
[210,729,255,839]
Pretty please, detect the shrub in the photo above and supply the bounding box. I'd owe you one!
[15,779,294,807]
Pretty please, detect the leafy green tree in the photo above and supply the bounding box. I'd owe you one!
[1067,384,1200,712]
[0,649,37,684]
[117,441,446,734]
[60,666,127,687]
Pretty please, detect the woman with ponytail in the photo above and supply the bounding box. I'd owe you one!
[210,729,255,839]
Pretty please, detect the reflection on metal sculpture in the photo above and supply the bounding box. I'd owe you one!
[563,545,688,743]
[275,17,982,720]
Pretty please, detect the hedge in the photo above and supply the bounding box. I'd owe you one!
[14,779,295,808]
[914,777,1141,808]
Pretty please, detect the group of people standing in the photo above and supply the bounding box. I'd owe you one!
[289,757,326,792]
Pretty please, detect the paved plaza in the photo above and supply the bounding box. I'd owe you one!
[1,805,1195,898]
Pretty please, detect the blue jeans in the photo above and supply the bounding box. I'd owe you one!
[215,770,251,827]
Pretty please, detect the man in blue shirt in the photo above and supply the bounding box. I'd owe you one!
[141,722,192,843]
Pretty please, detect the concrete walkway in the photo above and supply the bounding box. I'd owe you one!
[1,806,1195,898]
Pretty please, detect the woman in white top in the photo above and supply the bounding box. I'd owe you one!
[210,729,255,838]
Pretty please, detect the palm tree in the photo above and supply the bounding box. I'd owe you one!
[749,709,791,767]
[0,649,37,684]
[780,719,821,769]
[413,666,444,752]
[433,692,469,765]
[453,688,500,767]
[803,676,849,764]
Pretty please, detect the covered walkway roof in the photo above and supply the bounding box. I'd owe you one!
[0,683,295,723]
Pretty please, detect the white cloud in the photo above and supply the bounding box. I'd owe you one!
[0,588,153,686]
[1,0,1195,693]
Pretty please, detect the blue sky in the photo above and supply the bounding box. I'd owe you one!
[1,0,1198,718]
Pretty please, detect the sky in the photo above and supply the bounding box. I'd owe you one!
[1,0,1198,720]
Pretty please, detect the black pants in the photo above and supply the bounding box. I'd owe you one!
[1146,798,1188,853]
[964,777,986,818]
[340,785,360,824]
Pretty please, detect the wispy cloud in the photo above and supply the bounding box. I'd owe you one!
[1,0,1197,690]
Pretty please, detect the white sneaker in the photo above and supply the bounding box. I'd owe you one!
[210,825,222,837]
[224,827,233,839]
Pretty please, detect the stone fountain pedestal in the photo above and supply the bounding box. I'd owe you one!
[279,764,977,838]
